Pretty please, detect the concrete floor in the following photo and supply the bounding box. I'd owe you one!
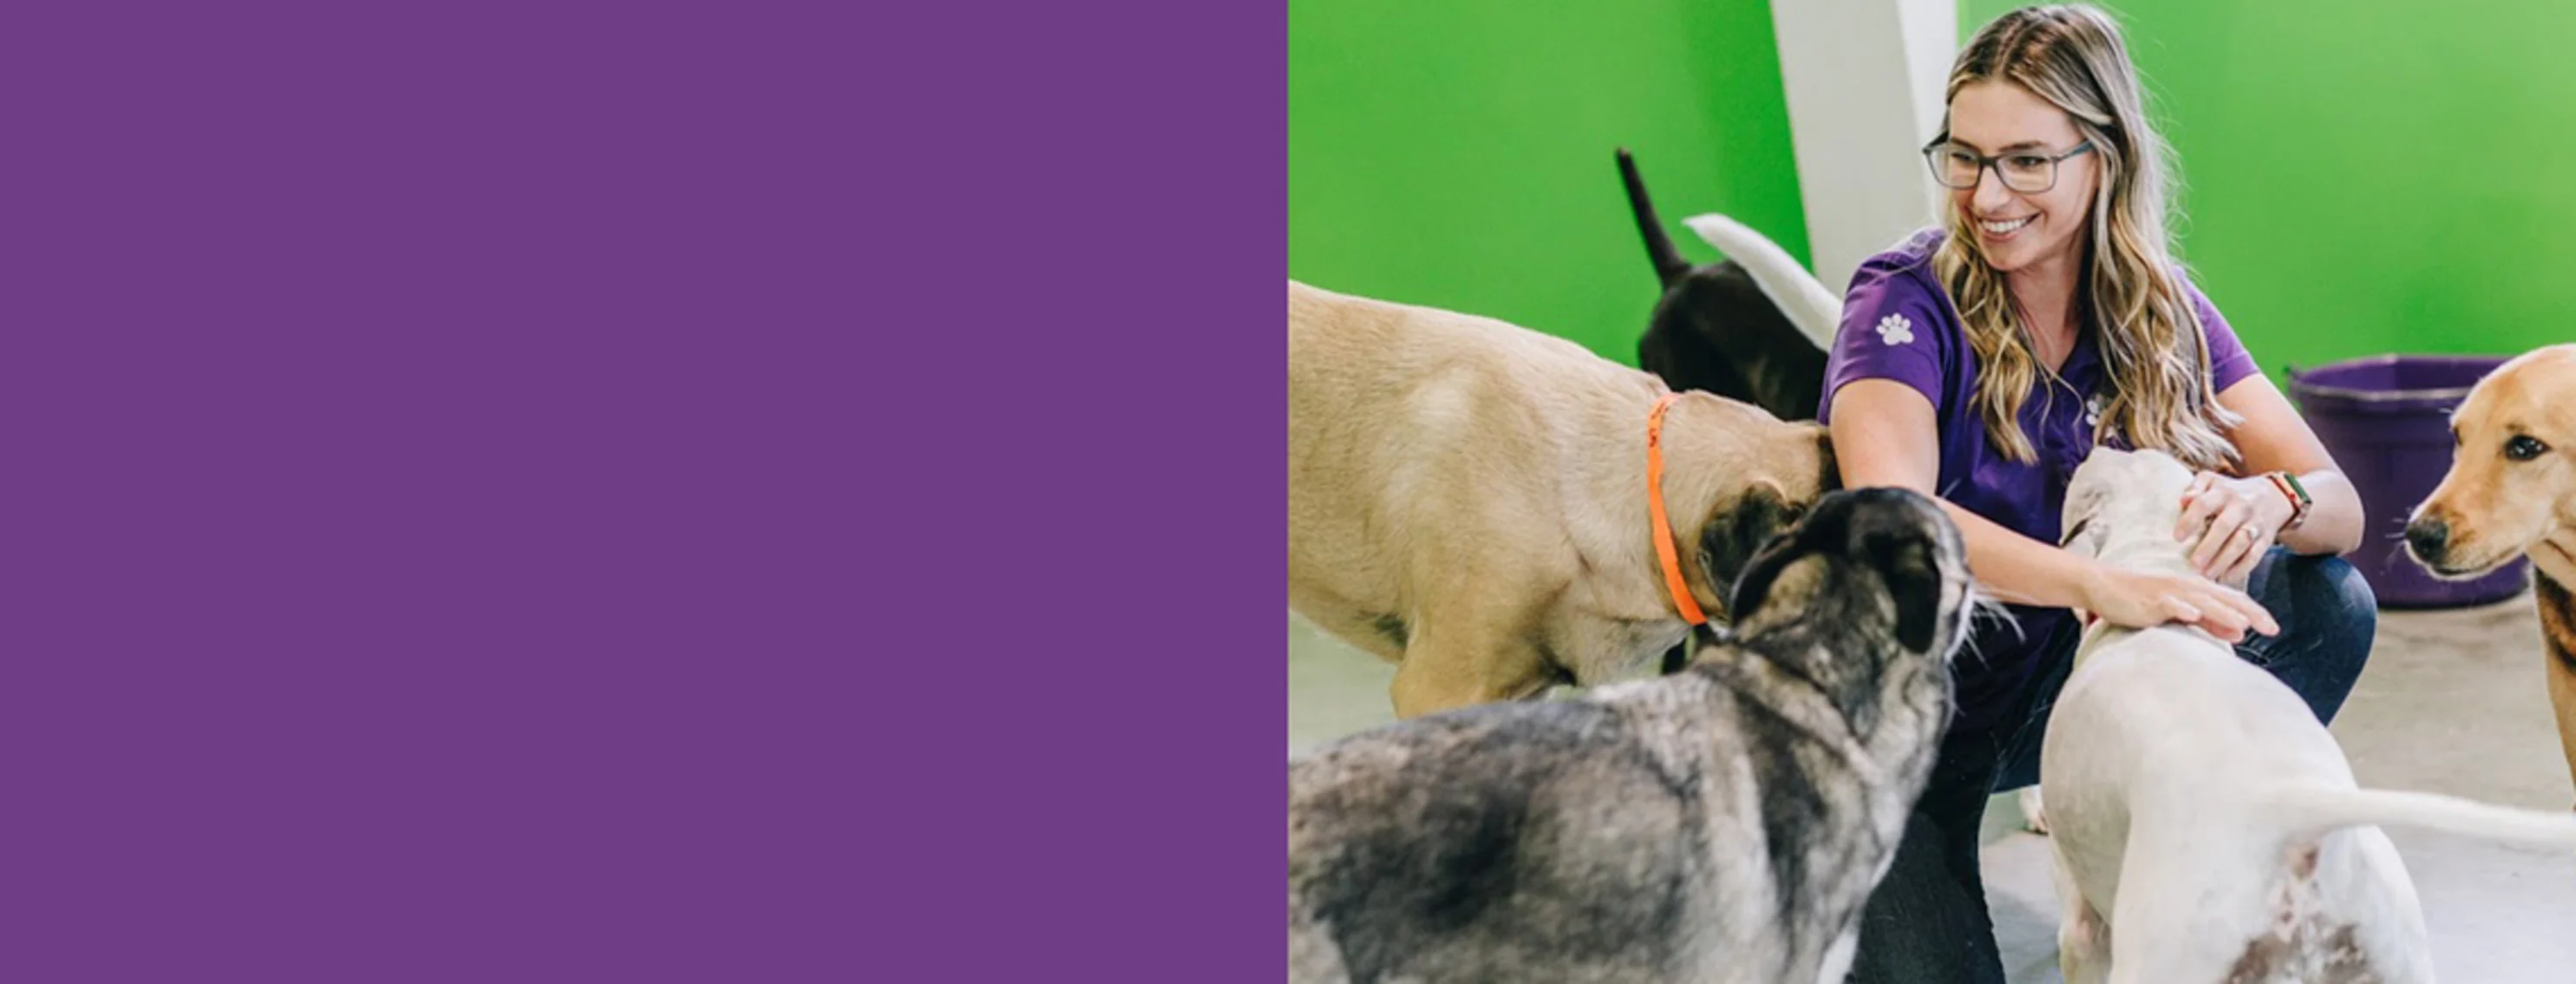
[1288,592,2576,981]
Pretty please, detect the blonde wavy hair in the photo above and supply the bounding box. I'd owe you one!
[1932,4,2241,471]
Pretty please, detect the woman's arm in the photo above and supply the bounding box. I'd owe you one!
[2213,373,2365,556]
[2173,373,2368,581]
[1831,379,2279,640]
[2171,280,2364,572]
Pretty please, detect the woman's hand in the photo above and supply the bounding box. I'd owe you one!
[2078,564,2280,643]
[2174,471,2296,584]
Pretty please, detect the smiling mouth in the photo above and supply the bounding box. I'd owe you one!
[1978,215,2035,235]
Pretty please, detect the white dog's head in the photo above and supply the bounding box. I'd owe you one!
[2058,446,2197,567]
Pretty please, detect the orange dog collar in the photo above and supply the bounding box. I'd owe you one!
[1648,393,1711,626]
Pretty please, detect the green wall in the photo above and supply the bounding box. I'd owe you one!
[1287,0,1804,364]
[1965,1,2569,377]
[1292,1,2570,379]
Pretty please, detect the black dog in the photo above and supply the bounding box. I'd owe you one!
[1618,148,1829,424]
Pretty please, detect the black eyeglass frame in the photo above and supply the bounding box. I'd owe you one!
[1921,137,2096,193]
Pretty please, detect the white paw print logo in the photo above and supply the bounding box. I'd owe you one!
[1874,313,1915,346]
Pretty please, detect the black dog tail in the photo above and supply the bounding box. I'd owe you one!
[1617,148,1692,289]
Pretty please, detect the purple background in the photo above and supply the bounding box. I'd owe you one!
[3,3,1277,981]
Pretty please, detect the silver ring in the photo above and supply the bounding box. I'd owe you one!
[2235,527,2257,541]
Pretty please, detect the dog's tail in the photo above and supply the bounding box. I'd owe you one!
[2265,784,2576,852]
[1680,213,1842,351]
[1616,148,1693,290]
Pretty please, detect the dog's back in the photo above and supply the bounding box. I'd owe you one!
[1635,264,1828,423]
[1289,280,1646,411]
[1288,698,1712,984]
[2044,623,2363,857]
[1286,280,1662,664]
[2043,623,2451,981]
[1287,664,1939,984]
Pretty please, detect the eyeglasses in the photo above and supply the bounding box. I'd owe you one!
[1922,138,2095,193]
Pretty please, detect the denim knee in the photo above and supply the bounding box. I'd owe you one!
[2239,548,2377,724]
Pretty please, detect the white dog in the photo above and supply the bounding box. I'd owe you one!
[2042,447,2576,984]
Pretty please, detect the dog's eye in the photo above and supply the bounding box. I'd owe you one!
[2507,435,2549,461]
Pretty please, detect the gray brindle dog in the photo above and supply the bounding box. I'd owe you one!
[1288,487,1973,984]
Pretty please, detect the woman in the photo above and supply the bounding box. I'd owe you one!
[1820,6,2377,981]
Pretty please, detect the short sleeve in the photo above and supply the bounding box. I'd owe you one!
[2187,279,2260,392]
[1817,266,1952,423]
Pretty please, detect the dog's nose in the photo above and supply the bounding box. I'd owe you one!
[2405,516,2449,560]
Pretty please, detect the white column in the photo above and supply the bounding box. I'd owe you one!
[1766,0,1956,294]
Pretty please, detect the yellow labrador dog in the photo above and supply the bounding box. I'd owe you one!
[2404,343,2576,797]
[1289,280,1837,717]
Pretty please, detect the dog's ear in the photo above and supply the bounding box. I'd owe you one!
[2057,482,2109,558]
[2059,515,2103,557]
[1871,531,1945,653]
[1699,482,1803,613]
[1721,485,1845,620]
[1723,530,1796,622]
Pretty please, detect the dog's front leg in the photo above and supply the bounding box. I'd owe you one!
[2548,647,2576,807]
[2019,785,2051,835]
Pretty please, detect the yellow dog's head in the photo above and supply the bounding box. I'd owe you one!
[2405,344,2576,579]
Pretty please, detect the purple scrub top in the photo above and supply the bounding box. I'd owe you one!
[1817,228,2259,731]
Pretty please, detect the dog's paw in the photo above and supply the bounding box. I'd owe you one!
[2018,785,2050,836]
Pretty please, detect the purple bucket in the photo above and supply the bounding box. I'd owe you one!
[2286,354,2530,609]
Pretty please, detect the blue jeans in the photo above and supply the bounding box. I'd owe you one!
[1842,548,2378,983]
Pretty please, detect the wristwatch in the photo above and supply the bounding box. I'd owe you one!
[2265,471,2313,532]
